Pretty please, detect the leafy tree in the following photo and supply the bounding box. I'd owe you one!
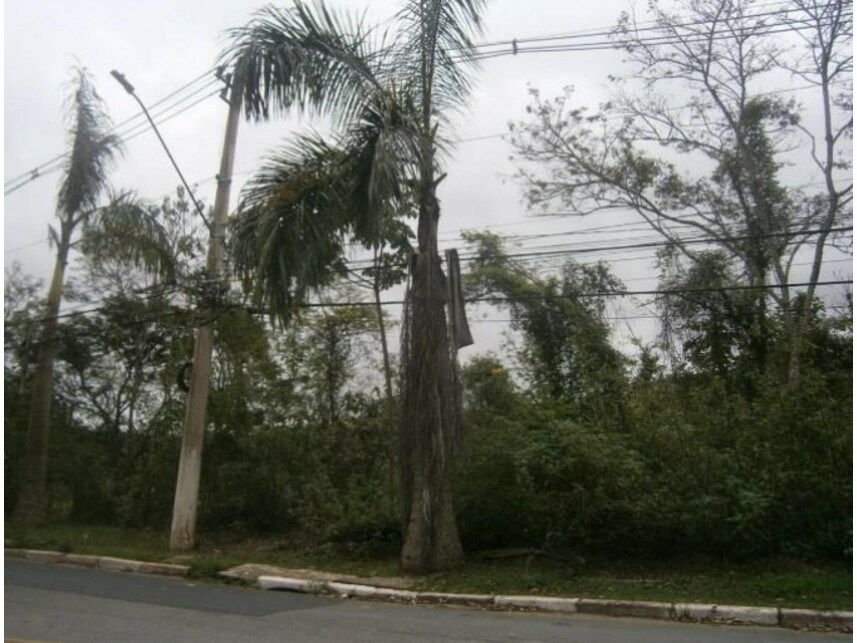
[463,230,628,421]
[4,264,44,382]
[460,354,518,415]
[656,247,756,376]
[510,0,852,380]
[275,286,379,424]
[352,219,414,450]
[31,191,203,524]
[197,291,395,539]
[5,266,45,513]
[223,0,487,572]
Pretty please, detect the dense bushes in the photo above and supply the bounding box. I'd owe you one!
[4,258,851,563]
[455,353,852,561]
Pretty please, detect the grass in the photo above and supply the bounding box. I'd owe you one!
[422,559,853,611]
[5,522,852,611]
[5,522,167,562]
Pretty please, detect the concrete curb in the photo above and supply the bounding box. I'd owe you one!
[256,574,853,633]
[709,605,779,626]
[578,598,673,620]
[417,591,495,607]
[6,549,851,633]
[779,608,854,631]
[258,576,317,593]
[6,548,189,578]
[495,595,577,612]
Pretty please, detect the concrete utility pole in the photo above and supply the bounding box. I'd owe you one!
[169,74,243,552]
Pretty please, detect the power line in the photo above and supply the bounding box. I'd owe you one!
[4,76,222,197]
[115,83,221,143]
[465,1,831,51]
[4,238,52,255]
[470,302,855,324]
[8,1,849,195]
[467,10,851,60]
[340,225,853,271]
[452,225,854,264]
[11,274,851,330]
[287,278,854,309]
[4,68,217,189]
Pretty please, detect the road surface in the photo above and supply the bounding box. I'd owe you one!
[4,560,850,642]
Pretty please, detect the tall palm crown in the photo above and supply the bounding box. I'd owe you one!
[222,0,485,259]
[221,0,486,572]
[57,68,123,228]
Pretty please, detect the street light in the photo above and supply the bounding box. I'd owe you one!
[110,70,210,229]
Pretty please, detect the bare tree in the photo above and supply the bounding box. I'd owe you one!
[510,0,852,379]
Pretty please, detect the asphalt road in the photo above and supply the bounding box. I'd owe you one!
[4,560,850,643]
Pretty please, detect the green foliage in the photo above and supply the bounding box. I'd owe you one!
[456,337,851,561]
[187,555,243,579]
[5,235,850,567]
[463,230,628,418]
[5,191,850,574]
[657,248,754,373]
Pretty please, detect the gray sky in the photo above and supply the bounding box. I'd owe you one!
[4,0,852,359]
[4,0,630,263]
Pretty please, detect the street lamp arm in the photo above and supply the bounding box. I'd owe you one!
[110,69,212,231]
[110,70,135,94]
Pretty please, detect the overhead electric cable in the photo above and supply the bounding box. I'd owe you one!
[461,1,835,51]
[465,11,850,60]
[8,4,848,195]
[5,73,221,196]
[5,68,217,188]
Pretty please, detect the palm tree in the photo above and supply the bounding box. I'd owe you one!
[223,0,485,572]
[14,68,174,524]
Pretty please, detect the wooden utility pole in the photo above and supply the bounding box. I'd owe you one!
[169,75,242,552]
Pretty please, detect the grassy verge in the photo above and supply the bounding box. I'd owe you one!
[422,559,853,611]
[5,522,851,611]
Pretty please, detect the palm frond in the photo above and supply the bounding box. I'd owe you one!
[232,112,420,323]
[80,191,178,283]
[57,67,123,224]
[338,85,421,243]
[394,0,486,125]
[231,133,352,324]
[220,1,388,126]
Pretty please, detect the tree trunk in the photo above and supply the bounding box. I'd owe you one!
[786,7,846,384]
[14,229,71,524]
[398,184,464,573]
[373,274,397,513]
[400,438,462,572]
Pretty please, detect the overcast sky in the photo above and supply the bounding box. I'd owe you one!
[4,0,631,259]
[4,0,852,358]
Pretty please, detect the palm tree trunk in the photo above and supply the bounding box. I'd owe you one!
[14,228,72,524]
[399,183,463,573]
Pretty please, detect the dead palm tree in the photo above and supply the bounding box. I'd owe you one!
[223,0,485,571]
[14,67,174,524]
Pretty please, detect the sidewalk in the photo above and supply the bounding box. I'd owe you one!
[5,547,852,633]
